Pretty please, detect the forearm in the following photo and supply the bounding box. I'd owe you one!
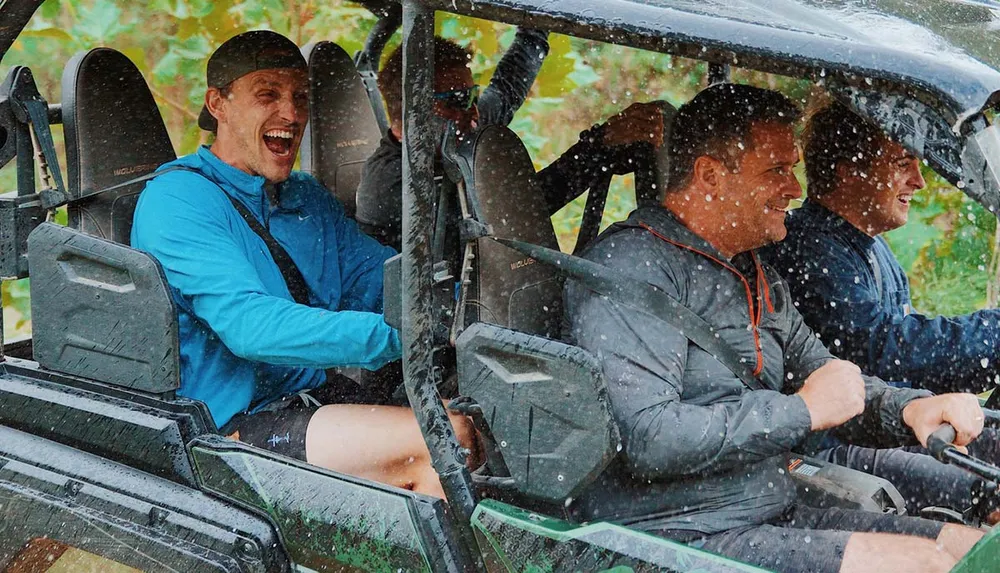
[201,291,401,370]
[877,311,1000,393]
[478,28,549,127]
[830,376,931,448]
[795,273,1000,392]
[622,391,812,479]
[536,130,605,214]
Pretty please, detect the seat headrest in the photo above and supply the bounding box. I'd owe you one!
[300,41,382,217]
[470,125,559,249]
[61,48,175,243]
[63,48,175,201]
[464,126,563,337]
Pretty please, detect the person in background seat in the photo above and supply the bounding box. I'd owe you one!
[761,100,1000,522]
[357,33,666,251]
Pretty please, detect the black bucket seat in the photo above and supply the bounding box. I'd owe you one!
[300,41,382,218]
[61,47,176,245]
[31,48,180,393]
[445,125,621,504]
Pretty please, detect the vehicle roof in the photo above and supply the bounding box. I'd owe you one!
[6,0,1000,123]
[428,0,1000,125]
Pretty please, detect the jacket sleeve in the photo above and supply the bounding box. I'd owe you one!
[132,173,401,370]
[536,126,656,215]
[774,273,931,449]
[565,234,813,480]
[328,192,398,313]
[776,237,1000,394]
[477,28,549,127]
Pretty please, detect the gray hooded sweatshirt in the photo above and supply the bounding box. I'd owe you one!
[564,204,930,535]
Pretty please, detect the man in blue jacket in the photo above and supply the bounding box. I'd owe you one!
[765,101,1000,394]
[131,30,475,498]
[762,100,1000,521]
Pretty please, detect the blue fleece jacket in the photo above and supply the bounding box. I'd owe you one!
[131,146,401,427]
[761,199,1000,394]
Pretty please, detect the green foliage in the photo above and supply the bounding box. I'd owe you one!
[2,279,31,341]
[884,168,996,316]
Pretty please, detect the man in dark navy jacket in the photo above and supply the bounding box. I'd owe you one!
[762,100,1000,522]
[764,100,1000,394]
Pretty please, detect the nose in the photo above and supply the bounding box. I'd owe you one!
[907,158,926,190]
[278,94,303,124]
[783,173,803,200]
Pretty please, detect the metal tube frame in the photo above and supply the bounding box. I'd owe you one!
[708,62,731,85]
[400,2,483,570]
[356,6,402,134]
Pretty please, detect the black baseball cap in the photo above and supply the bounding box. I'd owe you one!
[198,30,308,131]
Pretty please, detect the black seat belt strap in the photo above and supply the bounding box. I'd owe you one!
[220,190,312,306]
[494,237,764,391]
[99,165,312,306]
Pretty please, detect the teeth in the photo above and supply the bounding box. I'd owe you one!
[264,129,293,139]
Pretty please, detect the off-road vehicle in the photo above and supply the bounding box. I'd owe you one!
[2,0,1000,571]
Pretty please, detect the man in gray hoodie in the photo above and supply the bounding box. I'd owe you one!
[564,83,987,573]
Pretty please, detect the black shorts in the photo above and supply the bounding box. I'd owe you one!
[687,505,944,573]
[221,391,323,461]
[218,367,402,461]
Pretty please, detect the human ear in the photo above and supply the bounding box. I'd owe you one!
[834,161,855,184]
[692,155,725,194]
[205,87,226,126]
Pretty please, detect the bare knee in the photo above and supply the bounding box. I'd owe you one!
[841,532,956,573]
[936,523,983,560]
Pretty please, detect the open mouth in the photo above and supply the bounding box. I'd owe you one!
[263,129,294,157]
[897,194,913,207]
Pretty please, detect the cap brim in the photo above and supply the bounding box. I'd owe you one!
[198,105,217,131]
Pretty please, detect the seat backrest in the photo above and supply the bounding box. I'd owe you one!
[457,322,621,503]
[28,222,180,394]
[300,41,382,217]
[61,48,176,245]
[464,126,564,338]
[453,126,621,503]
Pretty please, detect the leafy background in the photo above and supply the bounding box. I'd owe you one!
[0,0,995,340]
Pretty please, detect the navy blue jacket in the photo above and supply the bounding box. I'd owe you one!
[762,199,1000,394]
